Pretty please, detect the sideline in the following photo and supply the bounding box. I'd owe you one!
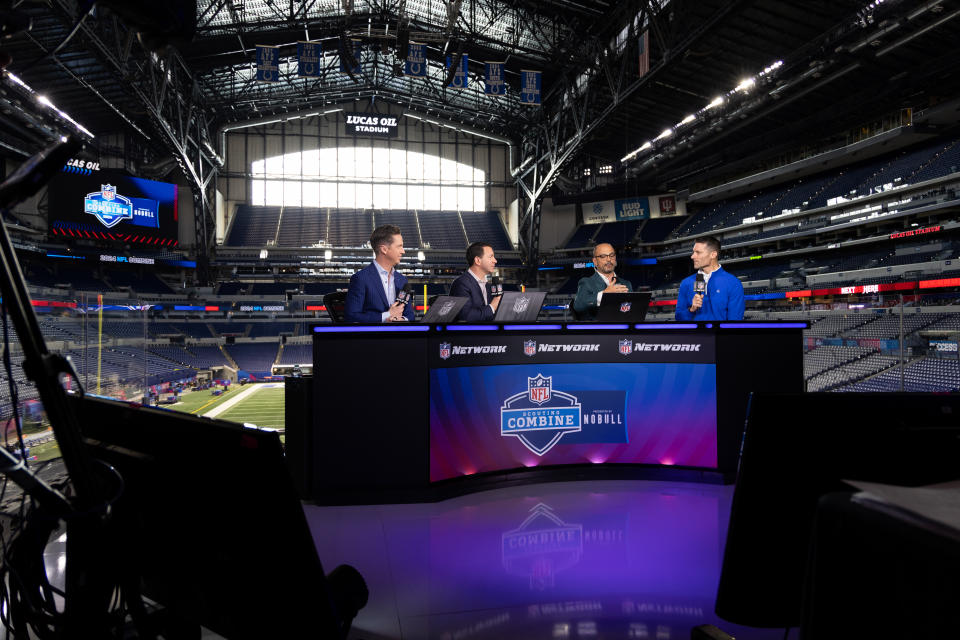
[203,384,266,418]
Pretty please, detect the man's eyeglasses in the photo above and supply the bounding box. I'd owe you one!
[594,253,616,260]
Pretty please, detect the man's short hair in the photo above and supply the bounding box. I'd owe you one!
[695,235,721,258]
[466,241,491,267]
[370,224,401,254]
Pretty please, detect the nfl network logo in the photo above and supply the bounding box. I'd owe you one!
[528,374,551,405]
[619,302,632,313]
[439,342,451,360]
[513,295,531,315]
[619,339,633,355]
[524,340,537,357]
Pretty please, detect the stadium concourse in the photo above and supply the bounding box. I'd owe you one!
[1,0,960,638]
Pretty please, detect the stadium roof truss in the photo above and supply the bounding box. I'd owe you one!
[2,0,960,281]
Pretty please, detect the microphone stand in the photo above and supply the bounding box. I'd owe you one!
[0,137,122,636]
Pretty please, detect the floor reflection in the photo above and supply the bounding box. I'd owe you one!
[304,479,788,640]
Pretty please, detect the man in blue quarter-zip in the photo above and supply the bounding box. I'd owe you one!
[675,236,745,321]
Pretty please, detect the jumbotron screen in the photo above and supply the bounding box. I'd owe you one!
[48,171,179,247]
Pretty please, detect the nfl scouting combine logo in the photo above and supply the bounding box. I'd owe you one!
[84,184,133,228]
[501,374,581,456]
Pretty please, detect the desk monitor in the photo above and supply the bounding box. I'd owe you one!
[595,291,652,322]
[493,291,546,322]
[421,295,468,323]
[72,394,364,638]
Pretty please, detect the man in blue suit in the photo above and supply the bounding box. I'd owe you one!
[450,242,501,321]
[344,224,416,322]
[675,236,745,321]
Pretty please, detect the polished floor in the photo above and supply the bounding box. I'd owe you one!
[304,480,795,640]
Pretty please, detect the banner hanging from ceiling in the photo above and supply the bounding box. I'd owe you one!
[520,70,541,105]
[255,45,279,82]
[297,41,321,78]
[446,53,469,89]
[485,62,506,95]
[405,42,427,77]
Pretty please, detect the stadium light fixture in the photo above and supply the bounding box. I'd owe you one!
[706,96,724,109]
[678,114,696,126]
[417,250,425,261]
[324,249,333,261]
[734,77,756,92]
[655,128,672,140]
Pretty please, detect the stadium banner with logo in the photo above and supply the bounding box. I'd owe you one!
[520,69,542,105]
[428,333,718,481]
[255,45,280,82]
[584,200,616,224]
[485,61,506,95]
[297,41,321,78]
[614,197,650,220]
[650,193,685,217]
[344,112,400,138]
[446,53,468,89]
[340,38,362,74]
[405,42,427,76]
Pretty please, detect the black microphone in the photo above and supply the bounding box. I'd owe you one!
[490,276,503,298]
[694,273,706,297]
[396,282,413,306]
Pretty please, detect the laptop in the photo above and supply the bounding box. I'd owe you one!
[595,291,652,322]
[494,291,547,322]
[420,295,468,323]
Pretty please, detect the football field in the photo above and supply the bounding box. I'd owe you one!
[171,383,285,430]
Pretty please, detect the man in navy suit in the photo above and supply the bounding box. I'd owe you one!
[344,224,416,322]
[449,242,501,322]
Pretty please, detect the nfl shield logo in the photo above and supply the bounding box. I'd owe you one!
[513,295,530,314]
[440,300,455,315]
[524,340,537,357]
[439,342,451,360]
[528,375,552,405]
[101,184,116,201]
[619,339,633,355]
[619,302,632,313]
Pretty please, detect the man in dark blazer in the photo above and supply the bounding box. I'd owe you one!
[572,242,632,320]
[344,224,415,322]
[449,242,501,322]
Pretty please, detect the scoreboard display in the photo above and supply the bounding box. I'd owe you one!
[48,170,179,247]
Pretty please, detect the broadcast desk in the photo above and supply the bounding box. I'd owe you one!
[285,321,805,503]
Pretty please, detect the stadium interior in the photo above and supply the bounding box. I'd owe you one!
[1,0,960,638]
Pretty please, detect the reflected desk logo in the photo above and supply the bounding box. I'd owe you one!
[513,295,531,314]
[439,300,456,316]
[502,503,583,591]
[501,374,581,456]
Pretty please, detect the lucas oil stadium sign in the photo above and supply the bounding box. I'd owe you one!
[344,112,399,138]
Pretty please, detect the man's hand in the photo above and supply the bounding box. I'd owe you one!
[490,295,501,312]
[388,300,406,320]
[603,277,628,294]
[689,294,703,313]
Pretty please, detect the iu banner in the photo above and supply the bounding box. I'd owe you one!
[446,53,469,89]
[297,41,321,78]
[520,70,541,105]
[255,45,279,82]
[405,42,427,77]
[340,38,362,74]
[485,61,506,95]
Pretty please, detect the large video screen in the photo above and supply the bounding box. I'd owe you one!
[429,361,718,482]
[48,170,179,247]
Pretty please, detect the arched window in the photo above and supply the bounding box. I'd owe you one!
[251,147,485,211]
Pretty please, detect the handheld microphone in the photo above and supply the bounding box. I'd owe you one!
[396,282,412,306]
[694,273,706,297]
[491,276,503,298]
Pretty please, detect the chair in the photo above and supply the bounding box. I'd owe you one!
[323,291,348,323]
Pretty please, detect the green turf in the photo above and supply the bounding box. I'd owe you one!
[216,386,285,430]
[167,385,246,415]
